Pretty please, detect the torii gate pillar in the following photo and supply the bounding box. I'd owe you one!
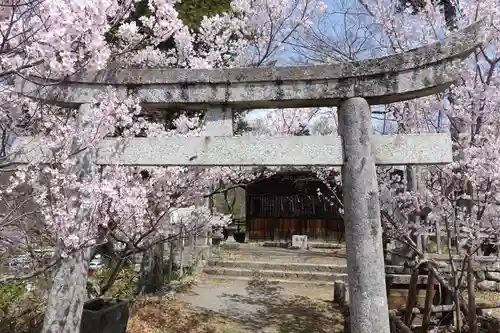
[338,97,389,332]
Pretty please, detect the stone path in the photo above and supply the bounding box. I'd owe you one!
[174,244,500,332]
[178,276,344,333]
[176,244,345,332]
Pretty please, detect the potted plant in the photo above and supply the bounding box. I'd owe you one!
[80,298,130,333]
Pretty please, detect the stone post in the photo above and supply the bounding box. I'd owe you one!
[337,97,390,333]
[333,280,348,305]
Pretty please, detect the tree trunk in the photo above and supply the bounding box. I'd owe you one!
[41,248,91,333]
[467,251,478,333]
[421,271,436,333]
[404,269,420,326]
[42,104,95,333]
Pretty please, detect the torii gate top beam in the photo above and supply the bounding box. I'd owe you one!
[16,21,483,110]
[10,21,484,168]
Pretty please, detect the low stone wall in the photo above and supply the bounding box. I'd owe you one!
[388,257,500,292]
[475,262,500,291]
[385,260,500,291]
[478,315,500,333]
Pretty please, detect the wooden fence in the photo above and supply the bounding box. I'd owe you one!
[410,222,499,256]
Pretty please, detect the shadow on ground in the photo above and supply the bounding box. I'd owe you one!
[130,276,345,333]
[215,278,344,333]
[127,298,229,333]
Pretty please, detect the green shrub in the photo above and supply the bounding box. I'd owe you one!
[0,280,26,314]
[92,265,138,299]
[168,263,196,282]
[0,280,45,333]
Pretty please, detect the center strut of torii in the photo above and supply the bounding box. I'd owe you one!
[12,21,484,333]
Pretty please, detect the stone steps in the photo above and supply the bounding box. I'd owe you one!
[261,241,345,250]
[309,242,345,249]
[202,260,424,285]
[202,275,337,286]
[206,260,347,273]
[203,266,348,283]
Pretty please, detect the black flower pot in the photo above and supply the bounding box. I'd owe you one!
[81,298,129,333]
[233,232,246,243]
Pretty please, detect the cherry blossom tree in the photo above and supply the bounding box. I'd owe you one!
[287,1,499,326]
[0,0,325,332]
[287,0,499,259]
[5,0,496,331]
[355,0,500,257]
[342,2,500,328]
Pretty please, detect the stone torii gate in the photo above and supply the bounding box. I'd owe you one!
[12,21,483,333]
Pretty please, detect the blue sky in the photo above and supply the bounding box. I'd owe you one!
[245,0,353,122]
